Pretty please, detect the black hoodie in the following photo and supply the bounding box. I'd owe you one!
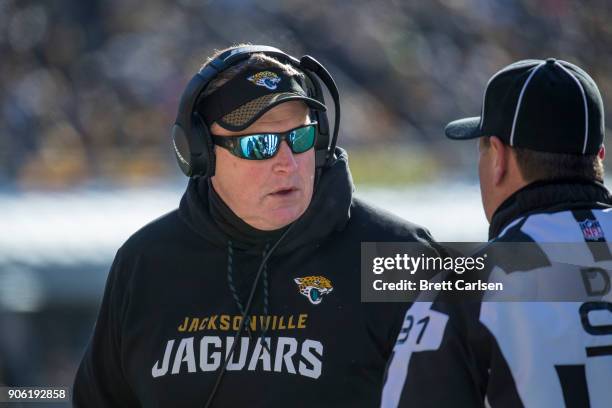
[74,148,438,408]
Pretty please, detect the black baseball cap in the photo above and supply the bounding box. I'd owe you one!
[445,58,605,154]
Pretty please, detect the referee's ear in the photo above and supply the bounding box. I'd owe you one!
[489,136,509,186]
[598,145,605,161]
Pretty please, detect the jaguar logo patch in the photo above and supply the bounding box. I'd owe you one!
[294,276,333,305]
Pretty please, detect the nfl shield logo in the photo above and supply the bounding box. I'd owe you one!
[579,219,605,241]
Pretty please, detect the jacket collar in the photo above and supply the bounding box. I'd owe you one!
[489,179,612,239]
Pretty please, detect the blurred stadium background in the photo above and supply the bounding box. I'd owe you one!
[2,0,612,404]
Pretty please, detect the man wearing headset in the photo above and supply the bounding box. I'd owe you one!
[73,45,438,407]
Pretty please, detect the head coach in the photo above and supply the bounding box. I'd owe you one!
[382,58,612,407]
[73,45,438,407]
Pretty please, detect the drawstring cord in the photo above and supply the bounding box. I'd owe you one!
[225,241,272,346]
[205,223,296,408]
[226,240,253,339]
[260,243,271,353]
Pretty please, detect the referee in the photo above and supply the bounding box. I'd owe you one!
[383,59,612,407]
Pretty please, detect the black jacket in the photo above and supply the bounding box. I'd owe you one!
[382,180,612,408]
[74,148,437,408]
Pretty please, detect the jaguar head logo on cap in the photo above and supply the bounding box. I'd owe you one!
[247,71,282,90]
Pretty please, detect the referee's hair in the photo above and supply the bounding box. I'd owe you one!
[481,136,605,182]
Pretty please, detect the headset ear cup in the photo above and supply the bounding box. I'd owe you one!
[300,55,340,168]
[191,113,216,178]
[172,124,193,177]
[301,68,332,168]
[311,110,328,168]
[315,110,330,147]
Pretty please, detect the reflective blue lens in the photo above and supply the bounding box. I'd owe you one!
[238,134,279,159]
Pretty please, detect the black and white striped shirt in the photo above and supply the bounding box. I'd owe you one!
[382,181,612,408]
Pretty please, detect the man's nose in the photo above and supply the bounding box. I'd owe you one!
[272,141,298,173]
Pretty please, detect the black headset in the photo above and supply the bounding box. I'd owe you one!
[171,45,341,178]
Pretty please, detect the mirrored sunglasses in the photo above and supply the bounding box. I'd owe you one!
[212,123,318,160]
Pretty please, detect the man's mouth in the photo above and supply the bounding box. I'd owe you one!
[269,187,298,197]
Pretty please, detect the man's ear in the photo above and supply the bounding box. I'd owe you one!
[489,136,507,186]
[598,145,606,161]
